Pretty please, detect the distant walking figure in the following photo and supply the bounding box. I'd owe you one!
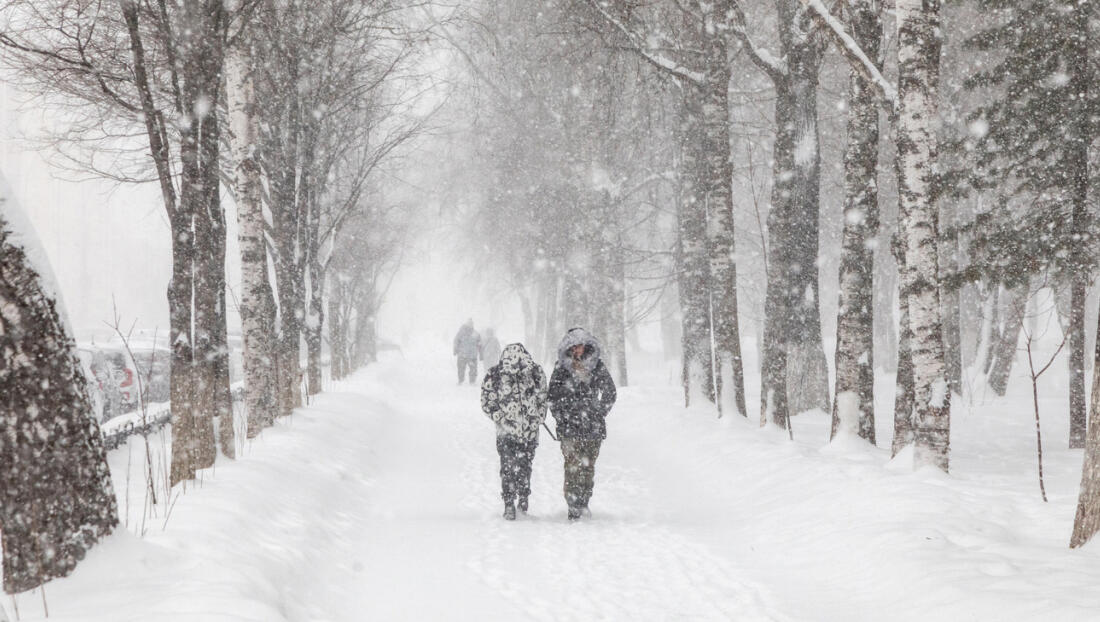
[481,343,548,520]
[548,328,616,521]
[480,327,502,368]
[453,320,481,385]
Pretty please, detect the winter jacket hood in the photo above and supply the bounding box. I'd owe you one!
[497,343,532,374]
[481,343,548,441]
[555,327,602,374]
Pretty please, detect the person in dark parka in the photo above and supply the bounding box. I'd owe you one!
[547,327,616,520]
[481,343,548,520]
[453,320,481,384]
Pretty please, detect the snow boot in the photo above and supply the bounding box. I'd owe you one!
[503,501,516,521]
[567,506,582,521]
[517,497,528,513]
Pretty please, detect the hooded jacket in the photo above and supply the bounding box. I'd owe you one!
[481,344,548,441]
[548,328,616,440]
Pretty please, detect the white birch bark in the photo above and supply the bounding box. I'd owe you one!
[225,1,278,438]
[896,0,949,471]
[830,0,881,443]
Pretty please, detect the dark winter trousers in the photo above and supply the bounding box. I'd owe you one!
[457,357,477,384]
[560,438,602,509]
[496,436,537,503]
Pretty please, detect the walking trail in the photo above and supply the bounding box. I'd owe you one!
[11,347,1100,621]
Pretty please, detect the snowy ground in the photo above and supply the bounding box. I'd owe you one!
[6,346,1100,621]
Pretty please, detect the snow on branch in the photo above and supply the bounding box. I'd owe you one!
[585,0,705,87]
[799,0,897,108]
[728,3,787,80]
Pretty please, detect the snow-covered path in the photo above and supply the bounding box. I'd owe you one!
[317,353,786,621]
[10,347,1100,621]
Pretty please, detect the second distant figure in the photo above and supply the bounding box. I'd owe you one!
[453,319,481,385]
[548,327,616,521]
[480,327,502,368]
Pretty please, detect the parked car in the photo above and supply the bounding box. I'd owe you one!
[77,344,171,423]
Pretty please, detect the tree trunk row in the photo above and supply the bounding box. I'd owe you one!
[831,0,882,443]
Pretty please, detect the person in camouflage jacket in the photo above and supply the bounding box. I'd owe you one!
[481,343,548,520]
[548,327,616,520]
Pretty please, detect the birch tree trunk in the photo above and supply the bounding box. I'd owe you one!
[519,288,535,349]
[761,4,829,423]
[305,193,324,397]
[701,5,746,416]
[534,275,549,363]
[874,251,898,373]
[1071,298,1100,547]
[959,270,982,372]
[194,70,234,459]
[978,284,1000,374]
[762,38,827,428]
[761,143,792,428]
[831,0,881,442]
[119,0,200,486]
[167,200,196,484]
[892,236,915,456]
[986,283,1025,397]
[328,295,346,380]
[0,203,118,593]
[940,202,962,396]
[897,0,949,471]
[264,51,304,418]
[306,272,325,396]
[171,0,227,480]
[609,239,629,386]
[1071,277,1100,546]
[275,236,304,416]
[1066,0,1098,546]
[1067,7,1090,447]
[678,95,715,406]
[226,6,279,438]
[271,143,305,418]
[591,240,613,367]
[1069,277,1087,448]
[661,280,682,363]
[781,58,830,418]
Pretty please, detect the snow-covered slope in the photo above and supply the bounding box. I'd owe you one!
[5,348,1100,621]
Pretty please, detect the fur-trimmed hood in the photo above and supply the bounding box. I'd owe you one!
[555,327,602,373]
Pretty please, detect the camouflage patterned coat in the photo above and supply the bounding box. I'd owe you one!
[481,344,548,441]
